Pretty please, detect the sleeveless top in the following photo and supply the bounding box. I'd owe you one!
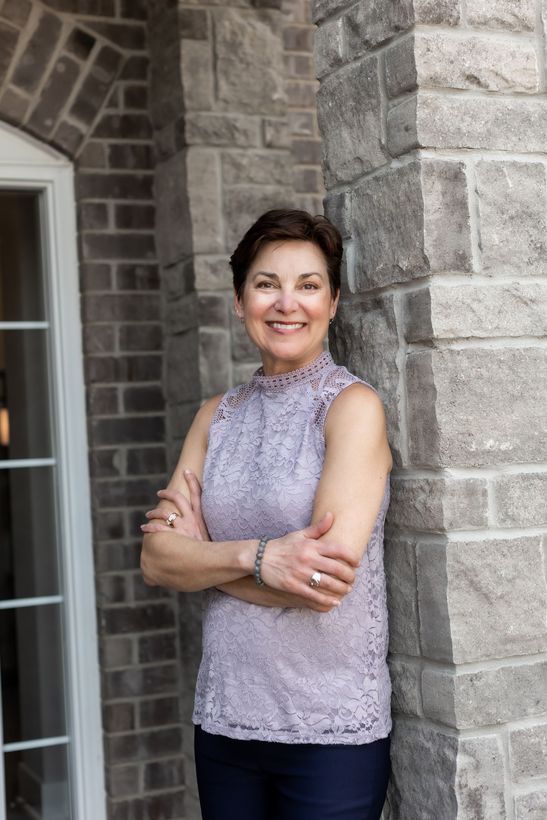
[193,349,392,744]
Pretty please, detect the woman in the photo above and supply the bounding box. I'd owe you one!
[141,209,393,820]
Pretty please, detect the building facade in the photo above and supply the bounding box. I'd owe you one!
[0,1,545,819]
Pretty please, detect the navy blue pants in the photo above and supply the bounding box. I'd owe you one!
[194,725,391,820]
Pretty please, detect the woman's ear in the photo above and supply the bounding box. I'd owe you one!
[331,288,340,318]
[234,290,244,321]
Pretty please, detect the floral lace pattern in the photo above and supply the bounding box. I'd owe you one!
[194,350,392,744]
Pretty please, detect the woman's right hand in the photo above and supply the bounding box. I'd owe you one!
[259,512,358,608]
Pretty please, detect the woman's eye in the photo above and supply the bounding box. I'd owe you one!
[256,281,273,288]
[302,283,319,290]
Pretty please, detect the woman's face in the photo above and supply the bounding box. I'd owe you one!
[234,239,339,375]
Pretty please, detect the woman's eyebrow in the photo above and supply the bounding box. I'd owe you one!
[251,271,323,280]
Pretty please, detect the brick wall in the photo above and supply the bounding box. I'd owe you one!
[0,1,185,817]
[313,1,547,818]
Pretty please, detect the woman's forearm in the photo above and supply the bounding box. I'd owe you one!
[141,530,257,592]
[216,577,335,612]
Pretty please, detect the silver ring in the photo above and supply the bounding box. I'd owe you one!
[309,571,322,589]
[166,512,178,527]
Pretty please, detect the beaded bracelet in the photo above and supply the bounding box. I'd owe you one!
[254,536,269,587]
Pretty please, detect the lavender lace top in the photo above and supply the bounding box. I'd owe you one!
[193,350,392,744]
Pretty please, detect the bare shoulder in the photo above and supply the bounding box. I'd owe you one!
[324,381,392,469]
[325,381,386,428]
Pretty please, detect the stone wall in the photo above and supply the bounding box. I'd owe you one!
[313,1,547,818]
[0,1,186,817]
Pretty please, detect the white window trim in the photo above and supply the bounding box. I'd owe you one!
[0,121,106,820]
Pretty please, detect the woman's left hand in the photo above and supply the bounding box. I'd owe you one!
[141,470,211,542]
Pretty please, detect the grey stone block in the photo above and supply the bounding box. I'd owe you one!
[155,153,193,267]
[317,55,385,186]
[314,17,344,79]
[416,540,452,662]
[311,0,354,25]
[165,332,200,404]
[422,662,547,728]
[194,255,232,291]
[214,8,285,115]
[414,0,461,24]
[351,162,426,289]
[262,117,290,148]
[418,536,547,662]
[466,0,536,30]
[405,282,547,342]
[510,724,547,781]
[351,160,470,290]
[493,473,547,528]
[388,722,458,820]
[187,148,224,254]
[11,10,62,94]
[233,362,260,385]
[324,190,352,239]
[407,349,547,467]
[389,659,422,717]
[329,295,402,463]
[384,537,420,655]
[198,293,229,328]
[181,39,214,112]
[384,35,417,98]
[165,293,199,336]
[343,0,413,58]
[515,790,547,820]
[475,161,547,276]
[388,476,488,532]
[415,93,547,153]
[221,150,291,186]
[199,328,231,396]
[222,186,293,251]
[231,311,260,363]
[185,112,261,147]
[455,735,507,819]
[414,31,538,93]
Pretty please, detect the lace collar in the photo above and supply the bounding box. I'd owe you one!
[250,350,335,392]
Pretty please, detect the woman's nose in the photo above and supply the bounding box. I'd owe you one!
[274,290,298,312]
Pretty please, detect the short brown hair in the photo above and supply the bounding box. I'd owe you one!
[230,209,342,299]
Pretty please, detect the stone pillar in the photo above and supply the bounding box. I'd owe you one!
[313,1,547,818]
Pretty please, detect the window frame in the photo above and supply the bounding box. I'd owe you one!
[0,121,106,820]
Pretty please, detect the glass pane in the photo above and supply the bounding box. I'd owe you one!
[4,744,69,820]
[1,604,66,744]
[0,329,52,460]
[0,466,60,601]
[0,191,46,322]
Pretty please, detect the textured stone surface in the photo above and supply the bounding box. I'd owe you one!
[187,148,224,254]
[317,55,385,187]
[416,93,547,153]
[384,537,420,655]
[185,112,261,146]
[418,536,547,662]
[388,722,458,819]
[422,662,547,728]
[329,294,402,461]
[154,152,193,266]
[222,186,293,250]
[221,150,291,186]
[313,16,344,79]
[181,39,214,111]
[351,162,426,289]
[475,161,547,276]
[456,735,507,819]
[388,476,488,532]
[343,0,413,58]
[405,282,547,342]
[199,329,231,396]
[466,0,536,30]
[421,160,472,274]
[407,349,547,467]
[384,35,417,98]
[510,724,547,781]
[515,790,547,819]
[414,31,538,93]
[492,473,547,527]
[389,658,422,717]
[414,0,461,24]
[215,8,285,115]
